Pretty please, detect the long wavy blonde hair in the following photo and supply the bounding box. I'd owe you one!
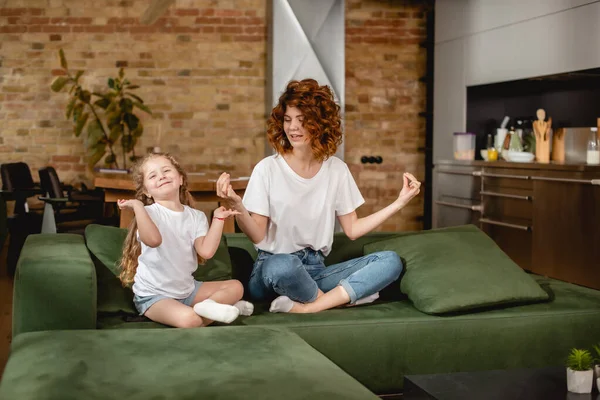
[118,152,195,287]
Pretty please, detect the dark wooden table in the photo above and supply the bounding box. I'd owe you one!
[404,366,599,400]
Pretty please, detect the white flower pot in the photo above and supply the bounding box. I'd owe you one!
[595,364,600,391]
[566,367,593,394]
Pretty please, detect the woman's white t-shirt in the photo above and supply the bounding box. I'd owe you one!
[132,203,208,298]
[243,155,364,256]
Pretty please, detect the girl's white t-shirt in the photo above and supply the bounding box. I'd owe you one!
[243,155,364,256]
[132,203,208,298]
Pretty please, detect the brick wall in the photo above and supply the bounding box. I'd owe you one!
[0,0,267,183]
[345,0,430,232]
[0,0,430,232]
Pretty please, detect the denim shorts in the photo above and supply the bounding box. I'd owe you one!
[133,280,202,315]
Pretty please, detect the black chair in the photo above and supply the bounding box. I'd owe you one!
[38,166,106,233]
[0,162,43,215]
[0,162,44,276]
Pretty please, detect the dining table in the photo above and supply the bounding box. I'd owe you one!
[94,172,249,233]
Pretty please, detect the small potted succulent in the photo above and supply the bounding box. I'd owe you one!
[566,348,594,393]
[593,344,600,391]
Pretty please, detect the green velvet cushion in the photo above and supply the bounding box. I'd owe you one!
[13,234,97,337]
[85,224,233,315]
[363,225,550,314]
[0,327,379,400]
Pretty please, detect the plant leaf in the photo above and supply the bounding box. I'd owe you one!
[121,134,134,153]
[106,112,122,130]
[87,144,106,167]
[109,124,123,144]
[106,100,119,113]
[74,70,84,83]
[108,78,115,89]
[94,98,111,109]
[92,92,109,99]
[119,98,133,114]
[119,68,124,79]
[132,101,152,115]
[87,119,105,146]
[50,76,69,92]
[59,49,68,70]
[125,92,144,103]
[72,103,84,122]
[78,90,91,103]
[74,112,89,137]
[65,97,77,119]
[124,113,139,131]
[132,122,143,138]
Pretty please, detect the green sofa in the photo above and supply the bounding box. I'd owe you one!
[3,225,600,399]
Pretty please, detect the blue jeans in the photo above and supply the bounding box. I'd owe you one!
[248,248,403,304]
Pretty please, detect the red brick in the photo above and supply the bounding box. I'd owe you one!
[0,8,25,16]
[174,9,199,17]
[108,17,136,25]
[199,9,215,16]
[42,26,71,33]
[215,9,242,17]
[237,17,263,25]
[244,26,264,34]
[52,155,80,163]
[217,26,242,34]
[0,26,26,33]
[234,35,262,42]
[195,17,221,24]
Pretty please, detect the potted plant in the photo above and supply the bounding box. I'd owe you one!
[566,348,594,393]
[593,344,600,391]
[50,49,152,170]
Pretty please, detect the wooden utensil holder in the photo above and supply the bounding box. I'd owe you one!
[536,140,550,163]
[552,127,565,163]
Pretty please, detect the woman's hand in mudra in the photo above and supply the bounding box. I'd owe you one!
[397,172,421,208]
[216,172,242,207]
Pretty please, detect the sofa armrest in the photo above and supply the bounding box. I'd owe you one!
[13,234,97,337]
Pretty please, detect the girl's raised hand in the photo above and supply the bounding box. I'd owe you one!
[117,198,144,210]
[213,206,241,220]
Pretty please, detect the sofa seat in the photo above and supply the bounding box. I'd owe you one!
[0,326,379,400]
[94,276,600,394]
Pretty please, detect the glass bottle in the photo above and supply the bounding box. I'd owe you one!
[587,127,599,165]
[486,134,498,161]
[509,126,523,152]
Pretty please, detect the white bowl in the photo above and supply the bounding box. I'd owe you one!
[506,151,535,163]
[480,149,489,161]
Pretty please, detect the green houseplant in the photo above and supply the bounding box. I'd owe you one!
[593,344,600,391]
[50,49,152,170]
[565,348,594,394]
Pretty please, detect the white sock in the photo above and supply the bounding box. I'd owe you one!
[234,300,254,316]
[193,299,240,323]
[354,292,380,306]
[269,296,294,313]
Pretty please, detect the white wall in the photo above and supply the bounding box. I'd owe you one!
[433,0,600,161]
[436,0,596,43]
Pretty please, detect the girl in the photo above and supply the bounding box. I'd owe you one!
[119,152,253,328]
[216,78,421,314]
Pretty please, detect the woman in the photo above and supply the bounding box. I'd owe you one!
[217,79,421,313]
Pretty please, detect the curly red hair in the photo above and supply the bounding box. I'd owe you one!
[267,79,342,161]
